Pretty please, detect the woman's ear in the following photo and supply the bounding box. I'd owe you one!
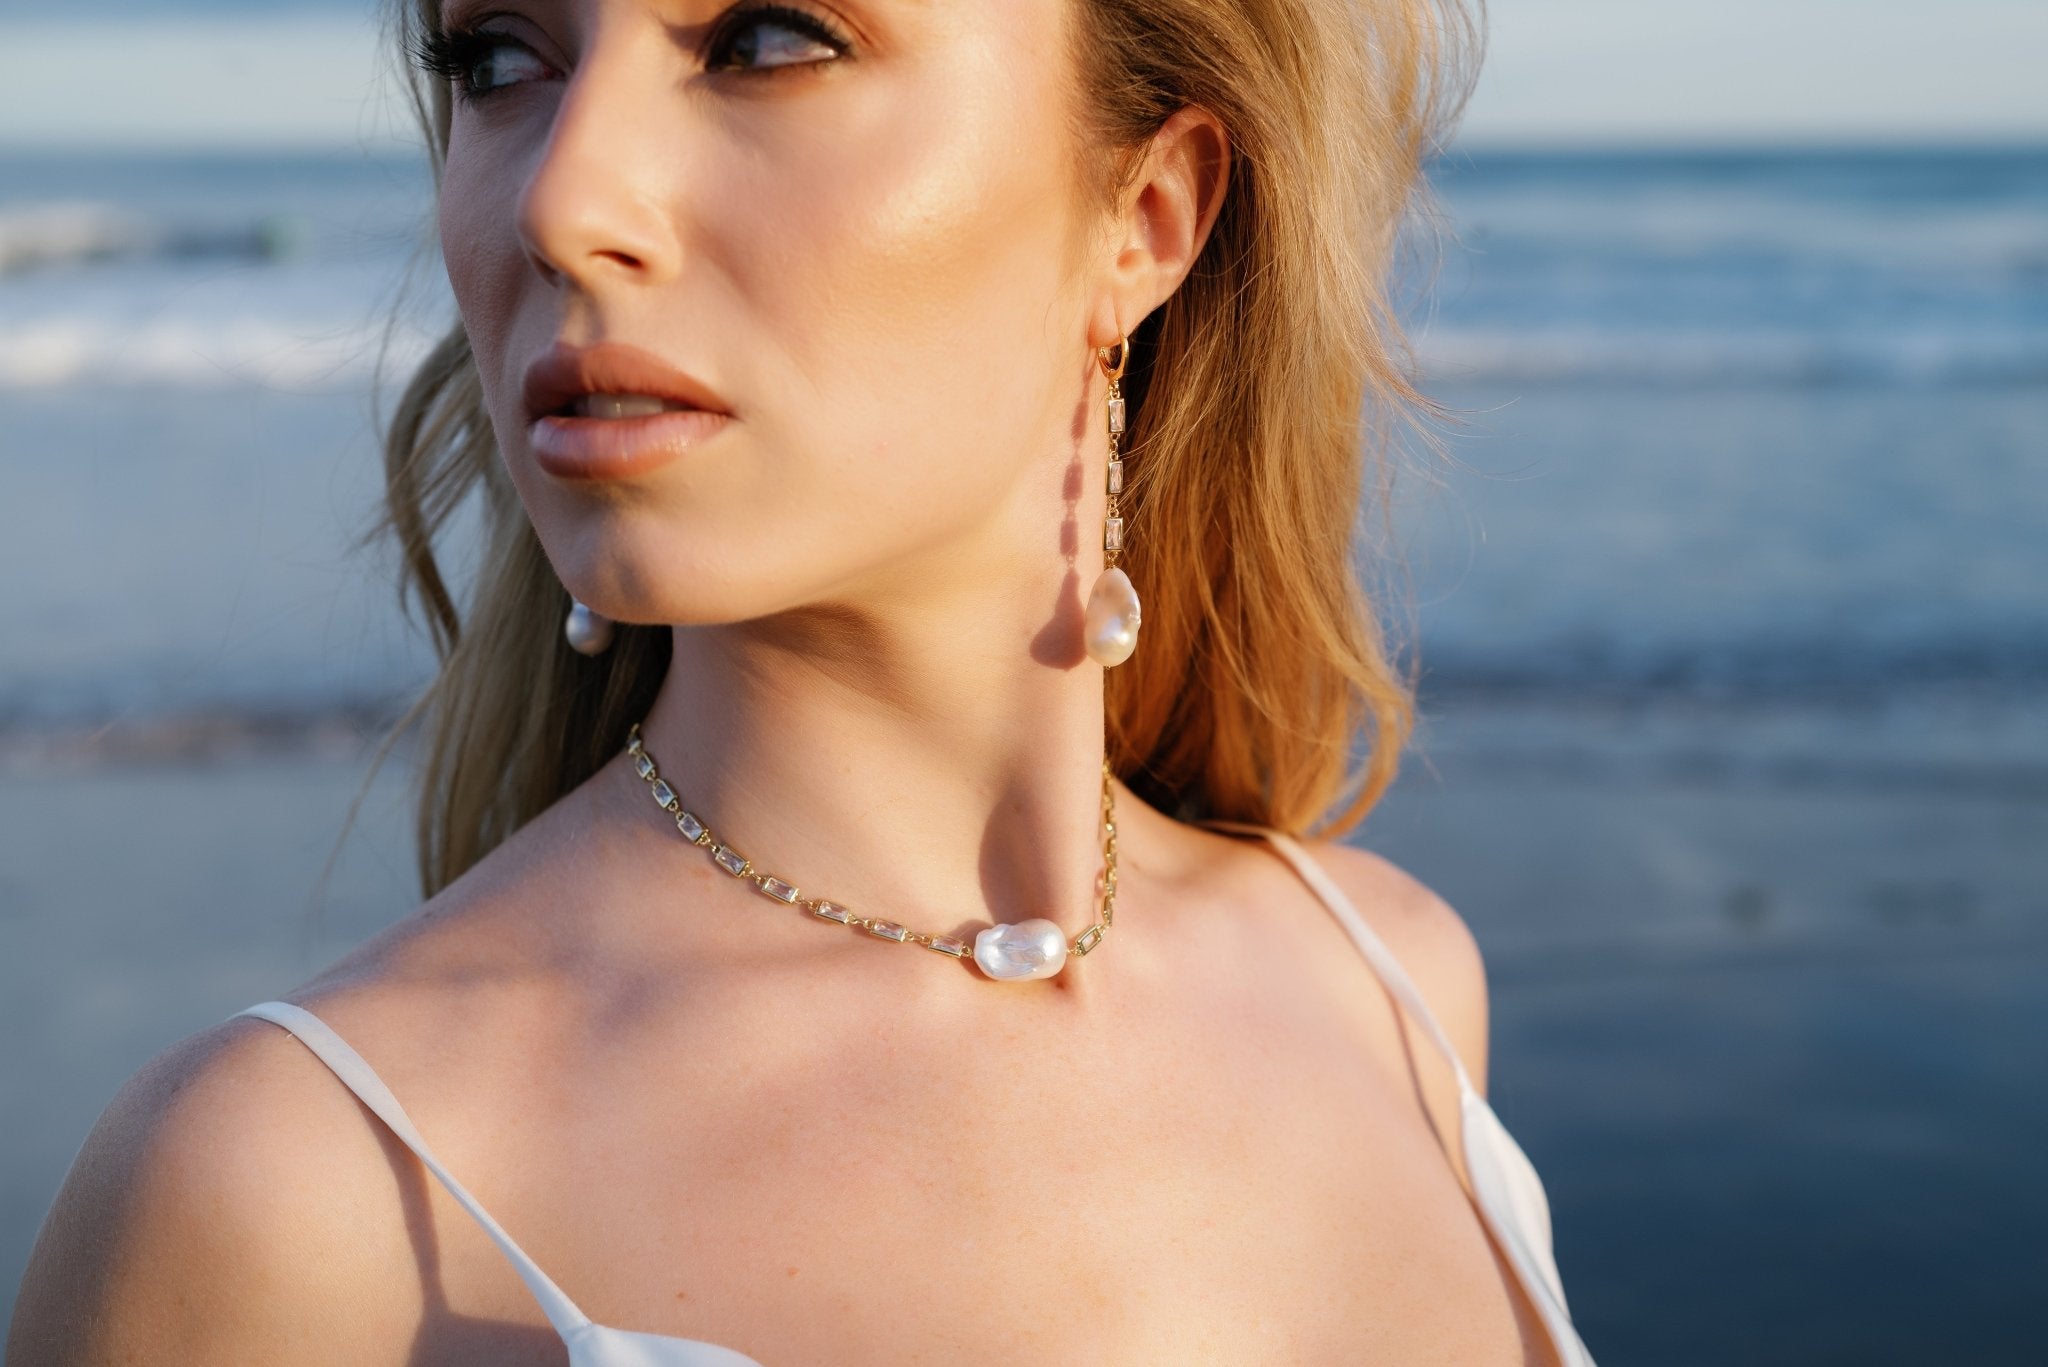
[1104,104,1232,319]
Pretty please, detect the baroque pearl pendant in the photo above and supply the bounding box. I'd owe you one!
[974,918,1069,981]
[1084,566,1141,667]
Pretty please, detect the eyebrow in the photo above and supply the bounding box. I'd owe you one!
[431,0,721,45]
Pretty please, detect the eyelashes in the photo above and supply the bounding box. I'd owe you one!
[704,3,852,75]
[406,25,530,104]
[408,2,853,106]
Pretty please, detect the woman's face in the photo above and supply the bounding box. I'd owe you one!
[435,0,1113,630]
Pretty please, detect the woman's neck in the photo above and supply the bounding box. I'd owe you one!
[627,573,1112,976]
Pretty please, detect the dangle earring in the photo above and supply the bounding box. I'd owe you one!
[564,596,615,656]
[1084,333,1141,667]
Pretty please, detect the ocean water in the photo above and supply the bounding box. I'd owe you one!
[1417,146,2048,387]
[1405,145,2048,705]
[3,144,2045,1364]
[0,148,445,732]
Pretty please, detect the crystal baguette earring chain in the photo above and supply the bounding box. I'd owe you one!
[1084,333,1142,667]
[565,596,615,656]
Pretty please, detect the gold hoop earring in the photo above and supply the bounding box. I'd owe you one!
[1085,334,1141,667]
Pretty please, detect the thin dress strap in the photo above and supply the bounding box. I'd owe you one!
[228,999,595,1339]
[1201,823,1598,1367]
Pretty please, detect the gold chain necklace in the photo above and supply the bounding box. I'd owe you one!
[625,722,1118,981]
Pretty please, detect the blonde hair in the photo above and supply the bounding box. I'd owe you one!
[364,0,1485,898]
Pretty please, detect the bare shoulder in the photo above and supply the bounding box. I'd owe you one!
[6,775,627,1366]
[6,1003,428,1365]
[1291,838,1492,1097]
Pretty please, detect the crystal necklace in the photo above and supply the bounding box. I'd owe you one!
[625,722,1117,981]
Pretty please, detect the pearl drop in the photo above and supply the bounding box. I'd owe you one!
[973,918,1069,981]
[1084,566,1141,667]
[565,600,615,656]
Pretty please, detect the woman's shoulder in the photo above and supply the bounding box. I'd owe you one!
[6,984,434,1363]
[1289,834,1491,1095]
[1181,819,1492,1098]
[5,822,575,1363]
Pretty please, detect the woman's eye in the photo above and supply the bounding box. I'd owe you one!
[461,38,552,100]
[705,4,851,74]
[410,27,554,106]
[409,3,849,108]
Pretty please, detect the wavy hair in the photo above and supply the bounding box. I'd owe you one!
[360,0,1485,898]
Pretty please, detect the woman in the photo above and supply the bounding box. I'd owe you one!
[10,0,1597,1363]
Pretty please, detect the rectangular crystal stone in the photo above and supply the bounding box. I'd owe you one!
[812,901,855,923]
[866,920,910,942]
[1107,459,1123,495]
[634,753,656,779]
[1108,395,1125,434]
[1104,516,1124,553]
[927,935,969,957]
[650,779,677,810]
[676,811,706,842]
[757,876,800,903]
[712,845,749,876]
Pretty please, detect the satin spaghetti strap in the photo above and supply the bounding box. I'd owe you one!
[231,999,597,1338]
[1202,823,1598,1367]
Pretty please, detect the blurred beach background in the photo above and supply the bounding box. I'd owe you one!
[3,2,2044,1362]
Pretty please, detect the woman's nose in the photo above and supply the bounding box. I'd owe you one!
[514,40,685,295]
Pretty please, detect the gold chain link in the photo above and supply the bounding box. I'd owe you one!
[625,723,1118,969]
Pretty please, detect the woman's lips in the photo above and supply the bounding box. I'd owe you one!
[528,408,731,481]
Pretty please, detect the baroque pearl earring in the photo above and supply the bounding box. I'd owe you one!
[1085,334,1141,667]
[564,596,615,656]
